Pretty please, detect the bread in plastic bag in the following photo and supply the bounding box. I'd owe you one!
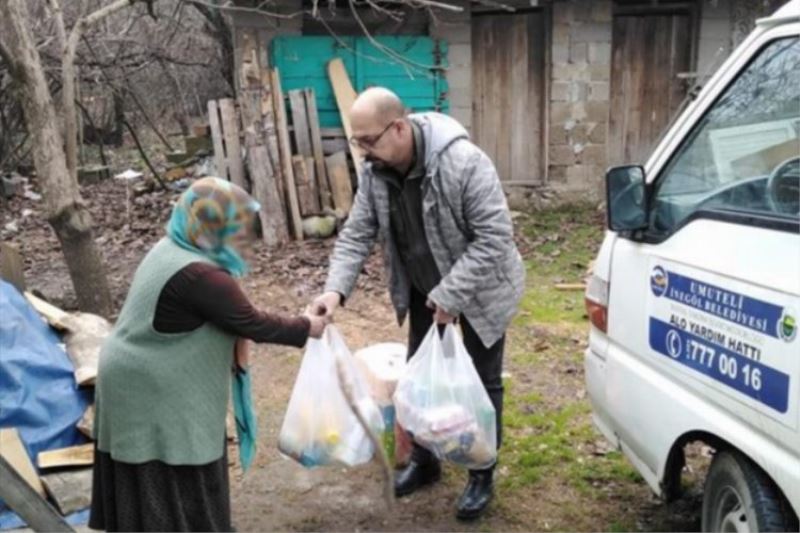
[393,324,497,469]
[278,325,384,468]
[353,342,407,463]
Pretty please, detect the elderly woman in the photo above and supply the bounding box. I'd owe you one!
[89,178,326,532]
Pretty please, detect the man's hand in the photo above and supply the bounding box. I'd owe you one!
[427,298,457,324]
[310,291,343,319]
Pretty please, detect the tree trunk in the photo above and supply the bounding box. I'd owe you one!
[0,0,112,317]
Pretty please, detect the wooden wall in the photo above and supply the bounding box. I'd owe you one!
[472,11,547,183]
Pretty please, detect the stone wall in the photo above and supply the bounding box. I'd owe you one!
[548,0,613,200]
[230,0,778,204]
[428,0,473,132]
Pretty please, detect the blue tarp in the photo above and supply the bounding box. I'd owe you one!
[0,280,92,529]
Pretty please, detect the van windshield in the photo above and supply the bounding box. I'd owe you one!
[651,36,800,234]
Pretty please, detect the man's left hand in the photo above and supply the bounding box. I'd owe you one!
[427,298,456,324]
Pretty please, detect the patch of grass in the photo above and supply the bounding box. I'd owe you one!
[501,401,593,490]
[608,519,639,532]
[513,203,604,326]
[491,203,652,529]
[508,323,585,369]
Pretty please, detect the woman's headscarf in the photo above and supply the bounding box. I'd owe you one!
[166,177,261,277]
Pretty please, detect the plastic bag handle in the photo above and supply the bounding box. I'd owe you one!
[441,323,459,359]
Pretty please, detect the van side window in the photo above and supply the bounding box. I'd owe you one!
[651,37,800,235]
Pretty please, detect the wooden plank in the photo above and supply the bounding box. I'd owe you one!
[554,283,587,291]
[24,291,69,330]
[327,58,364,184]
[305,88,332,211]
[608,12,691,166]
[325,151,353,213]
[322,137,348,155]
[320,127,346,138]
[41,469,92,516]
[471,18,486,156]
[509,15,527,182]
[0,428,45,497]
[495,16,512,182]
[292,155,320,216]
[37,443,94,469]
[260,70,285,205]
[270,69,303,240]
[0,456,71,533]
[239,30,260,90]
[248,145,289,246]
[306,156,318,214]
[218,98,246,189]
[527,12,547,183]
[239,83,289,246]
[208,100,227,179]
[288,89,313,158]
[0,242,25,292]
[77,404,94,438]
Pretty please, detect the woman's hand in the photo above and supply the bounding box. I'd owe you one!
[235,338,250,370]
[304,310,329,339]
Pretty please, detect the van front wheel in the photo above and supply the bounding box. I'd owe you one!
[702,450,798,532]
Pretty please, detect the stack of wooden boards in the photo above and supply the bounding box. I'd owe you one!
[208,45,362,244]
[0,294,110,527]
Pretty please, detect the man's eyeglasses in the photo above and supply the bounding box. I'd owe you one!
[349,120,396,149]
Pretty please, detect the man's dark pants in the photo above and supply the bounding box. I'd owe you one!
[406,287,504,466]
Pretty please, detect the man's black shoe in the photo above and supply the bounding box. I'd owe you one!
[394,459,442,497]
[456,468,494,520]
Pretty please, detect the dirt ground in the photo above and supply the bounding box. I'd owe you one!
[1,177,706,531]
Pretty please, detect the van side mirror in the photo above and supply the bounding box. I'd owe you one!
[606,165,648,232]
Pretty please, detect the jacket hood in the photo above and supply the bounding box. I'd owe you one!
[408,112,469,169]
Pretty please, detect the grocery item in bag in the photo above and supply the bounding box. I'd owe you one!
[278,326,384,468]
[354,342,406,464]
[393,324,497,469]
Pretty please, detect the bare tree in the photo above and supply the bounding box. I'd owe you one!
[0,0,146,316]
[186,0,236,93]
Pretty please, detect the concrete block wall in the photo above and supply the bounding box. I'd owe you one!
[548,0,613,198]
[428,0,472,132]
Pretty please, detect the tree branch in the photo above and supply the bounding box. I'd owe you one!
[48,0,67,51]
[185,0,306,20]
[61,0,139,180]
[122,117,167,190]
[348,0,445,72]
[85,0,138,26]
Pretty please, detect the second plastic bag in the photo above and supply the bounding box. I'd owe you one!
[278,325,384,468]
[394,324,497,470]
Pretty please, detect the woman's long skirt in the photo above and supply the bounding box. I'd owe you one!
[89,447,231,532]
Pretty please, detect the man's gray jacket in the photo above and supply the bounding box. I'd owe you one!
[324,112,525,348]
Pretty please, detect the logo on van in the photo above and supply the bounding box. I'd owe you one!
[650,266,668,297]
[779,312,797,342]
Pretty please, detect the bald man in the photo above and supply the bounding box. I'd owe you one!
[311,87,524,520]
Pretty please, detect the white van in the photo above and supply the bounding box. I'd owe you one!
[583,1,800,531]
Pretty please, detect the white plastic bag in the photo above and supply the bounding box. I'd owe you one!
[278,326,384,468]
[393,324,497,469]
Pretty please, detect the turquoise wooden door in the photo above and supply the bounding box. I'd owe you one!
[271,36,449,128]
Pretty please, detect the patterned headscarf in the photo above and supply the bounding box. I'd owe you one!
[166,177,261,277]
